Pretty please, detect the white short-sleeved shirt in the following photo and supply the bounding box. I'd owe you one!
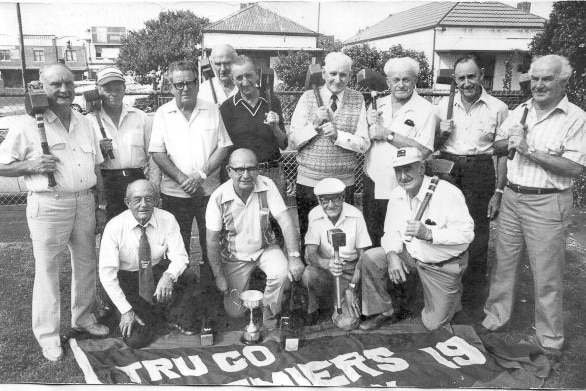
[198,78,238,105]
[365,91,436,199]
[0,109,103,192]
[148,98,233,197]
[92,104,151,170]
[206,175,287,261]
[305,202,372,262]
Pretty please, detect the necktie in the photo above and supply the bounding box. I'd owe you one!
[331,94,338,113]
[138,225,155,304]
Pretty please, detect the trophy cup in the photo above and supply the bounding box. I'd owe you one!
[229,289,264,344]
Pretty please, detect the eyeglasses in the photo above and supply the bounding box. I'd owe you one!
[173,80,197,90]
[318,195,343,205]
[229,165,259,175]
[128,196,156,206]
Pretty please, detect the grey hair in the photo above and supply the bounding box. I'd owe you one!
[384,57,420,77]
[530,54,573,81]
[166,60,197,83]
[39,63,73,83]
[324,52,353,70]
[210,43,238,61]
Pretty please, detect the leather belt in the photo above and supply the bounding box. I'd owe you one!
[506,181,561,195]
[258,160,280,170]
[101,168,144,177]
[439,152,493,162]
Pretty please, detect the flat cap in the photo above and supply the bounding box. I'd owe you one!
[314,178,346,196]
[97,66,125,86]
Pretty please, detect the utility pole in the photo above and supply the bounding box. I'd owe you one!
[16,3,27,91]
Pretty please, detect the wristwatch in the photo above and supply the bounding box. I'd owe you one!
[387,131,395,142]
[98,204,107,211]
[198,170,208,180]
[289,251,301,258]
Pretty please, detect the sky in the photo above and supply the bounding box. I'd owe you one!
[0,0,554,42]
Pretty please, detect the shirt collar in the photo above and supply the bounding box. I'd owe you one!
[378,90,420,112]
[322,86,345,103]
[527,94,569,115]
[165,98,208,113]
[233,91,268,106]
[220,176,270,204]
[454,87,489,109]
[125,208,159,231]
[310,202,359,224]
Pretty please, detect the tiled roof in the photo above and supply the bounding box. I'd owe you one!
[204,3,318,36]
[344,1,545,45]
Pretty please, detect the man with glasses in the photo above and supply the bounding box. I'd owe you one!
[301,178,371,326]
[100,179,198,338]
[92,66,154,220]
[199,44,238,105]
[206,148,304,323]
[149,60,232,268]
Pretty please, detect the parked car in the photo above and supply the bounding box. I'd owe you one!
[72,78,155,113]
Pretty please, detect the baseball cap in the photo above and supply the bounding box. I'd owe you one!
[314,178,346,196]
[391,147,423,167]
[97,66,125,86]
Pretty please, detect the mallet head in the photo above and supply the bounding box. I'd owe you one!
[24,91,49,116]
[201,57,215,81]
[261,68,275,92]
[357,69,387,91]
[304,64,324,90]
[83,88,102,113]
[436,68,454,85]
[327,228,346,249]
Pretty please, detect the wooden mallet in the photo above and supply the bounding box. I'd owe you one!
[83,88,115,159]
[436,69,456,140]
[507,105,529,160]
[357,68,387,111]
[327,228,346,315]
[24,91,57,187]
[261,68,275,124]
[201,57,218,105]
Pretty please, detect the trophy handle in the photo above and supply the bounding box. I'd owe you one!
[229,289,242,308]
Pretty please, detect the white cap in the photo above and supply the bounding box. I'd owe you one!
[97,66,125,86]
[391,147,423,167]
[314,178,346,196]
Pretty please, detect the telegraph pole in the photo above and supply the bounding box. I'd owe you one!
[16,3,27,91]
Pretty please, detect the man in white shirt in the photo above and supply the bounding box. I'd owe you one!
[359,147,474,331]
[99,180,197,337]
[198,44,238,105]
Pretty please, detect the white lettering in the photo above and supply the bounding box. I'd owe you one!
[212,350,247,372]
[142,358,181,381]
[242,345,276,367]
[172,355,208,377]
[284,367,312,386]
[116,362,143,384]
[420,347,459,368]
[330,351,383,382]
[249,371,296,385]
[436,336,486,366]
[363,347,409,372]
[298,360,350,386]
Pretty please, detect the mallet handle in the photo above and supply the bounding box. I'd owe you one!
[446,82,456,120]
[405,176,439,243]
[35,113,57,187]
[334,248,342,314]
[94,111,115,159]
[209,79,218,105]
[508,106,529,160]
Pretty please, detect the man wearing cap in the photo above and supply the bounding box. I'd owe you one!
[359,147,474,331]
[206,148,304,321]
[93,66,154,220]
[301,177,371,325]
[364,57,436,247]
[199,44,238,105]
[435,54,509,313]
[0,63,109,361]
[289,52,370,240]
[100,179,198,338]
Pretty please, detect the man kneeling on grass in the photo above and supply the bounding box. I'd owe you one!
[99,179,199,344]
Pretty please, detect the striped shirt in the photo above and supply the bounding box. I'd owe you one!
[496,96,586,189]
[206,175,287,261]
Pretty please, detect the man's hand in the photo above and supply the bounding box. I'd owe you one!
[215,274,228,294]
[265,111,279,125]
[287,255,305,281]
[120,309,145,338]
[29,154,60,175]
[328,257,344,277]
[99,138,114,158]
[405,220,432,241]
[95,209,107,234]
[370,124,390,141]
[179,172,204,196]
[312,106,330,127]
[387,252,409,284]
[366,109,381,126]
[344,288,361,319]
[154,273,174,304]
[317,122,338,140]
[439,119,454,136]
[487,193,502,220]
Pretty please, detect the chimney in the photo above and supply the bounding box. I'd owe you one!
[517,2,531,13]
[240,3,254,10]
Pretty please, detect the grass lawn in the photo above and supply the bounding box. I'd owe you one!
[0,206,585,387]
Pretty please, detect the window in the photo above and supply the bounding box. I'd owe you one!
[0,50,10,61]
[33,49,45,62]
[65,49,77,62]
[95,47,102,58]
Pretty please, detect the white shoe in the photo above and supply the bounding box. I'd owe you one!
[42,346,63,362]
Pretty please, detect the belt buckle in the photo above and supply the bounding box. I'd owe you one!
[122,169,129,177]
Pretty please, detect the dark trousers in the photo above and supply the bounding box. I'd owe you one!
[296,183,355,247]
[438,154,495,310]
[102,170,145,221]
[362,175,389,247]
[118,260,199,331]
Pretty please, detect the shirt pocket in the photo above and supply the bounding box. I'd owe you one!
[151,243,167,264]
[123,130,146,165]
[473,118,497,143]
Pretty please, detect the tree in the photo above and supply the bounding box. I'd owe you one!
[274,51,313,88]
[117,10,209,79]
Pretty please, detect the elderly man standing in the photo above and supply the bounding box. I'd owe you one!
[301,178,371,325]
[93,66,153,220]
[149,60,232,266]
[289,52,370,239]
[364,57,436,246]
[359,148,474,331]
[100,180,198,337]
[206,149,304,321]
[220,55,288,198]
[199,44,238,104]
[482,55,586,362]
[0,63,109,361]
[436,54,509,313]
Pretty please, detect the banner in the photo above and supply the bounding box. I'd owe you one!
[71,325,511,386]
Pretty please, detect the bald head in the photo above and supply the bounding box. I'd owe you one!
[126,179,157,199]
[39,63,73,84]
[229,148,258,166]
[210,44,238,84]
[39,63,75,109]
[125,179,158,225]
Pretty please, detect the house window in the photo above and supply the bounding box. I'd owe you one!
[33,49,45,62]
[0,50,10,61]
[65,49,77,62]
[95,47,102,58]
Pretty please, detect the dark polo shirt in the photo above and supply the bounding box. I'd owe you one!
[219,91,285,163]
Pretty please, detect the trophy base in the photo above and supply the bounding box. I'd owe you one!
[241,333,263,345]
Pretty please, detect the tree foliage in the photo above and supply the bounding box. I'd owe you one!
[117,10,209,79]
[274,51,313,89]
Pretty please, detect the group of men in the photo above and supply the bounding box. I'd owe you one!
[0,42,583,368]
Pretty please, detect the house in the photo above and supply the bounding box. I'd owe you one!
[86,26,127,78]
[343,2,546,90]
[202,3,323,71]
